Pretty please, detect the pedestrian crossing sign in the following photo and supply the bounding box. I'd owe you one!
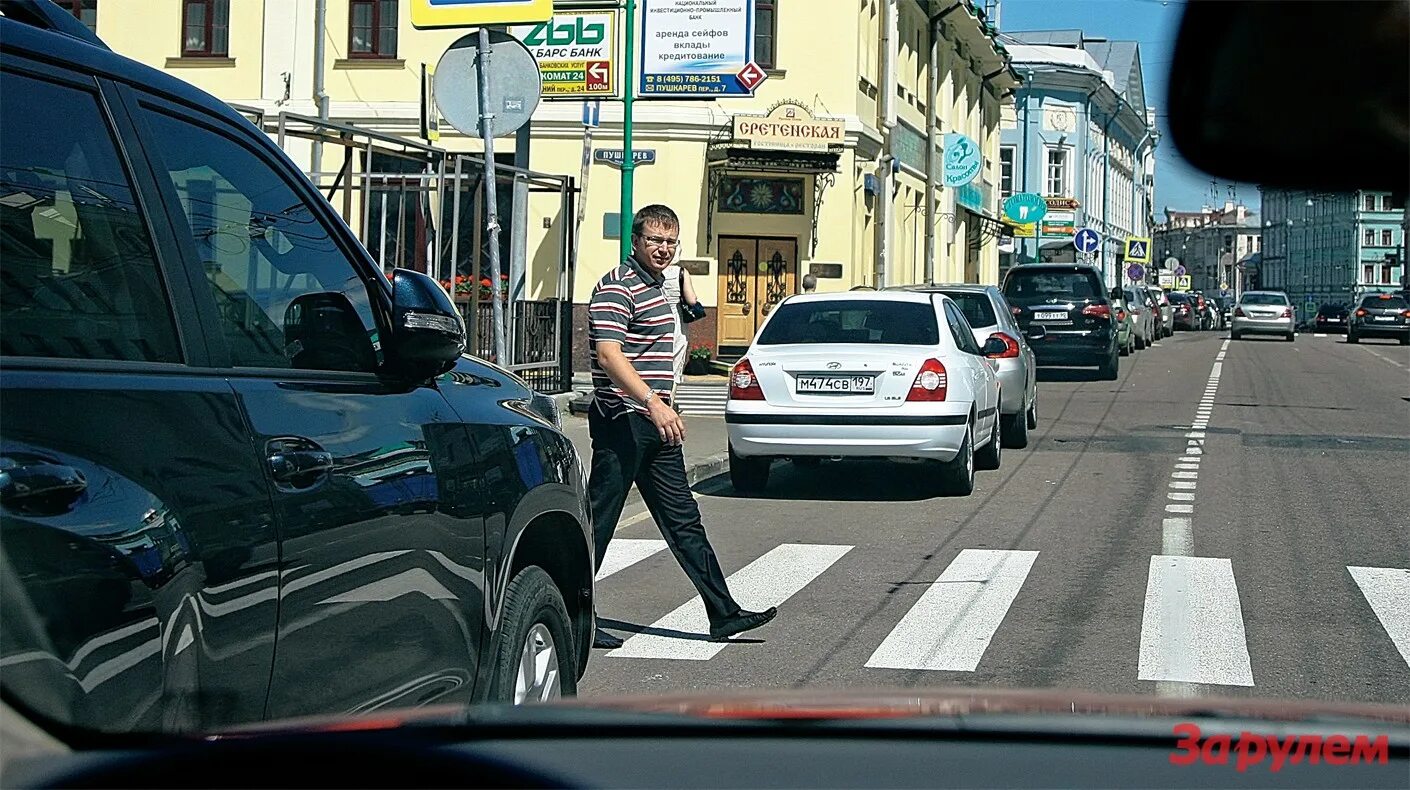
[1125,236,1151,263]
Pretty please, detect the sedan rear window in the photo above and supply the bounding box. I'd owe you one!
[1361,295,1408,309]
[1241,293,1290,306]
[757,300,940,346]
[940,292,998,329]
[1005,271,1100,299]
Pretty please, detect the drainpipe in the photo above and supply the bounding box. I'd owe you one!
[876,0,897,288]
[311,0,329,175]
[1100,104,1118,285]
[1018,70,1033,263]
[925,3,964,284]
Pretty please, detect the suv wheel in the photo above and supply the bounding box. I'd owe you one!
[938,424,975,496]
[1347,331,1359,344]
[729,444,771,493]
[1098,348,1119,380]
[976,415,1002,470]
[489,566,576,704]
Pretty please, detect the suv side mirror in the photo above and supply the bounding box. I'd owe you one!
[981,336,1009,357]
[1110,287,1124,301]
[389,268,466,377]
[1026,324,1047,341]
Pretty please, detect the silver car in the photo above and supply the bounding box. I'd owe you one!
[898,285,1039,449]
[1231,290,1296,341]
[1122,285,1155,350]
[1152,288,1175,337]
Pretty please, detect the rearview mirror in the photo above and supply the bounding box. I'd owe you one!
[389,268,466,377]
[1026,324,1047,341]
[1168,0,1407,190]
[981,336,1009,358]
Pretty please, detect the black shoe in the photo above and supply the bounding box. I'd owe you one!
[709,607,777,641]
[593,622,624,649]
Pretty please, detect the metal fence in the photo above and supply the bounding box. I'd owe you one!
[260,112,575,392]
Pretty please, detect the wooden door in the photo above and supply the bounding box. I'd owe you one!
[717,236,758,348]
[756,238,797,323]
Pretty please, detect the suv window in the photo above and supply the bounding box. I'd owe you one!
[0,70,181,363]
[141,108,380,372]
[1361,294,1407,309]
[942,292,998,329]
[1005,269,1100,299]
[943,302,982,354]
[757,300,939,346]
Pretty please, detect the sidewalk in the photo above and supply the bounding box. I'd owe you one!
[561,412,731,492]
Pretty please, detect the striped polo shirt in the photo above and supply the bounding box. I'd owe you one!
[589,256,676,416]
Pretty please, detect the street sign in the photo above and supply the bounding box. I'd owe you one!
[1176,275,1192,291]
[582,99,601,127]
[1127,263,1145,281]
[942,133,982,187]
[1041,210,1075,237]
[1125,236,1152,263]
[419,64,440,142]
[594,148,656,167]
[510,10,619,98]
[1175,264,1187,276]
[1219,281,1230,290]
[640,0,755,97]
[434,30,542,138]
[1074,228,1100,254]
[1003,193,1047,224]
[411,0,552,28]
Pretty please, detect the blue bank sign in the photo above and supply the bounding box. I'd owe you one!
[942,133,982,187]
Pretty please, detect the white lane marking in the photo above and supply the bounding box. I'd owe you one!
[1161,518,1193,556]
[1314,333,1327,338]
[1169,481,1197,490]
[610,543,852,660]
[1358,345,1410,371]
[1221,339,1231,351]
[1186,447,1203,456]
[1178,456,1201,463]
[596,539,669,581]
[1186,432,1206,439]
[866,549,1040,672]
[1173,471,1199,479]
[1165,504,1194,514]
[1168,492,1195,501]
[1347,566,1410,667]
[1139,555,1254,687]
[1176,463,1200,470]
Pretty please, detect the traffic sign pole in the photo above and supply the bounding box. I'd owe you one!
[618,0,636,261]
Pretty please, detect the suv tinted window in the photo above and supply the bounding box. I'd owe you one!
[757,300,939,345]
[0,71,180,362]
[1360,294,1407,309]
[142,109,380,372]
[1005,269,1100,299]
[942,292,998,329]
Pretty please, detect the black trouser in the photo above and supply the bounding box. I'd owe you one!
[588,402,739,625]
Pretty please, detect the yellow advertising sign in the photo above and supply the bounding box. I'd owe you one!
[411,0,552,29]
[1008,222,1036,238]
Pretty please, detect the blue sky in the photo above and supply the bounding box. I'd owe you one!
[998,0,1257,214]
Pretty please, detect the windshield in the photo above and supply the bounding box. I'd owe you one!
[4,0,1407,753]
[1241,293,1290,306]
[756,300,939,345]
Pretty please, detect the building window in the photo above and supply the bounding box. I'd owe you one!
[1044,147,1069,197]
[1363,264,1375,283]
[999,147,1014,199]
[1383,264,1394,284]
[1364,228,1375,246]
[182,0,229,56]
[62,0,97,33]
[754,1,776,69]
[1364,193,1377,211]
[350,0,398,59]
[1382,229,1394,247]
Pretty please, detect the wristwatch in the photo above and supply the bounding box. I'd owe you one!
[640,390,656,407]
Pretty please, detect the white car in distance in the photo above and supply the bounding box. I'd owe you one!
[725,291,1004,496]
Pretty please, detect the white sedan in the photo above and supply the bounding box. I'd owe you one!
[725,291,1004,496]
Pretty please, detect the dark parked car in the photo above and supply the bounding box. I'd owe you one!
[1001,264,1119,379]
[0,10,593,737]
[1315,303,1351,334]
[1168,292,1201,331]
[1348,293,1410,345]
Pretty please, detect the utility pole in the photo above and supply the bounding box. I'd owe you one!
[618,0,637,260]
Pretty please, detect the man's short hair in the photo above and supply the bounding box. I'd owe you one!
[632,204,679,236]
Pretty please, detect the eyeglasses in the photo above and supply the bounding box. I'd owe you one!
[638,235,680,248]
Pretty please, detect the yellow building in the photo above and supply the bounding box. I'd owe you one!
[87,0,1015,360]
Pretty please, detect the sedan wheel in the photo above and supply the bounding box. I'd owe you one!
[976,414,1002,470]
[938,424,975,496]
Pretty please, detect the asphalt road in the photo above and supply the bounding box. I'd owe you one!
[580,329,1409,706]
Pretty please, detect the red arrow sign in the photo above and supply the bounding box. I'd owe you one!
[586,60,610,90]
[736,61,767,92]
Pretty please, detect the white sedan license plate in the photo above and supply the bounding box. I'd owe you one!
[797,375,874,394]
[1034,311,1067,321]
[1374,315,1395,321]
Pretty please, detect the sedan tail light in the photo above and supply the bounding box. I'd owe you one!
[1355,308,1369,317]
[1281,307,1293,318]
[1010,305,1023,316]
[1234,306,1245,317]
[986,332,1022,359]
[729,358,765,401]
[1402,310,1410,318]
[1082,304,1112,320]
[907,358,948,402]
[1116,308,1127,322]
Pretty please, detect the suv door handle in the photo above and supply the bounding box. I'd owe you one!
[0,461,87,513]
[266,438,333,489]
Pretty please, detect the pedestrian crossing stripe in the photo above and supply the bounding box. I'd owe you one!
[595,542,1410,681]
[672,383,727,417]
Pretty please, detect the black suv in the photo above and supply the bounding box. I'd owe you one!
[1001,264,1119,379]
[0,5,593,735]
[1348,293,1410,345]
